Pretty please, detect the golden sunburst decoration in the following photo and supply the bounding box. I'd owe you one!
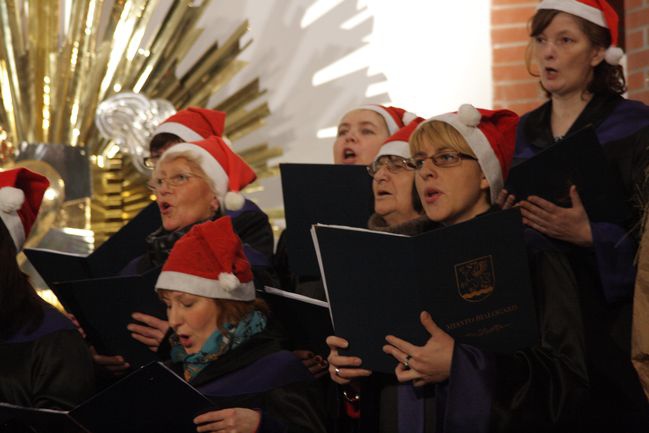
[0,0,280,250]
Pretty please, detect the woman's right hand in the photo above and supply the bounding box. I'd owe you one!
[90,346,130,376]
[127,312,169,352]
[294,350,328,378]
[495,189,516,210]
[326,335,372,385]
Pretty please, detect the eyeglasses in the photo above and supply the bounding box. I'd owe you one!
[366,155,416,177]
[147,172,197,192]
[411,150,477,170]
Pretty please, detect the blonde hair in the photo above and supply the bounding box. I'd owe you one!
[154,150,217,195]
[409,121,476,157]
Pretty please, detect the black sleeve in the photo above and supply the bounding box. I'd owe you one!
[259,381,328,433]
[31,330,95,409]
[232,209,274,258]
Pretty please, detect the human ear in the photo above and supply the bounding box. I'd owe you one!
[479,173,490,191]
[590,46,606,67]
[210,195,220,212]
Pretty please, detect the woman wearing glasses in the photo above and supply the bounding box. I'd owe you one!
[94,135,267,376]
[327,118,441,431]
[328,104,610,432]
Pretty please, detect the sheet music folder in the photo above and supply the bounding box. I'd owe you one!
[280,163,373,277]
[506,126,630,223]
[24,201,161,285]
[260,286,332,356]
[0,362,214,433]
[51,268,166,367]
[312,209,539,374]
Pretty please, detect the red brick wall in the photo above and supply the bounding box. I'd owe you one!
[491,1,545,115]
[626,0,649,103]
[492,0,649,111]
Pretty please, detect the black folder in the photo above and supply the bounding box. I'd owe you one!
[51,268,166,367]
[312,209,539,374]
[506,126,630,223]
[260,286,333,356]
[280,163,373,277]
[0,362,214,433]
[24,201,161,285]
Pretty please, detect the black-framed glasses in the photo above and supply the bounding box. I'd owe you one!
[366,155,416,177]
[411,150,477,170]
[147,172,197,192]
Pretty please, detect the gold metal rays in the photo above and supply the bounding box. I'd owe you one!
[0,0,279,246]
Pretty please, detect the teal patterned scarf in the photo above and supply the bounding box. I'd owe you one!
[170,310,267,381]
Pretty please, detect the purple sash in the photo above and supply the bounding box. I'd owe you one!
[196,350,313,397]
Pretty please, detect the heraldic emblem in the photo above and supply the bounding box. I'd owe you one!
[455,255,495,302]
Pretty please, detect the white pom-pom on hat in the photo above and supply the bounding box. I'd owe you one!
[605,46,624,65]
[0,187,25,213]
[219,272,241,291]
[224,191,245,211]
[458,104,481,127]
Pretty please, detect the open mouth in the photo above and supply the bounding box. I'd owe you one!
[544,67,558,77]
[424,187,442,203]
[376,190,392,197]
[159,201,172,213]
[178,334,192,347]
[342,148,357,162]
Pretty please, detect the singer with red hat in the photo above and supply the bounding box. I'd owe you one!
[0,168,95,409]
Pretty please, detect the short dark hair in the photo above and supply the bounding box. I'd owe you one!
[149,133,184,155]
[526,9,626,96]
[0,222,44,340]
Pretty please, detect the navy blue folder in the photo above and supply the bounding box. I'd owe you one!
[0,362,214,433]
[280,163,373,277]
[506,126,631,223]
[312,209,539,374]
[51,268,166,367]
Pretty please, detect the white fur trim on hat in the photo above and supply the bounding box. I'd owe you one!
[160,143,229,202]
[359,105,400,134]
[537,0,607,27]
[153,122,205,142]
[218,272,240,291]
[155,271,255,301]
[402,111,418,126]
[374,140,411,161]
[0,187,25,212]
[605,46,624,65]
[429,113,504,203]
[224,191,245,211]
[458,104,481,127]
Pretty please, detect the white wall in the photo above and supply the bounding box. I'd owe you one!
[173,0,493,208]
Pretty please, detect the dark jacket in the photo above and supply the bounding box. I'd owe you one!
[171,326,327,433]
[0,304,95,410]
[515,93,649,305]
[349,210,649,433]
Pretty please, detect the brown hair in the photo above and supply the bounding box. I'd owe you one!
[0,222,44,339]
[409,121,475,157]
[525,9,626,96]
[213,298,270,329]
[149,133,184,155]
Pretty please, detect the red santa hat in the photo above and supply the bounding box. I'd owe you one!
[374,117,425,162]
[0,168,50,251]
[155,217,254,301]
[356,105,418,135]
[424,104,519,203]
[537,0,624,65]
[152,107,227,142]
[158,136,256,211]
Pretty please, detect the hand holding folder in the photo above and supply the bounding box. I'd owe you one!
[312,209,539,374]
[506,126,630,224]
